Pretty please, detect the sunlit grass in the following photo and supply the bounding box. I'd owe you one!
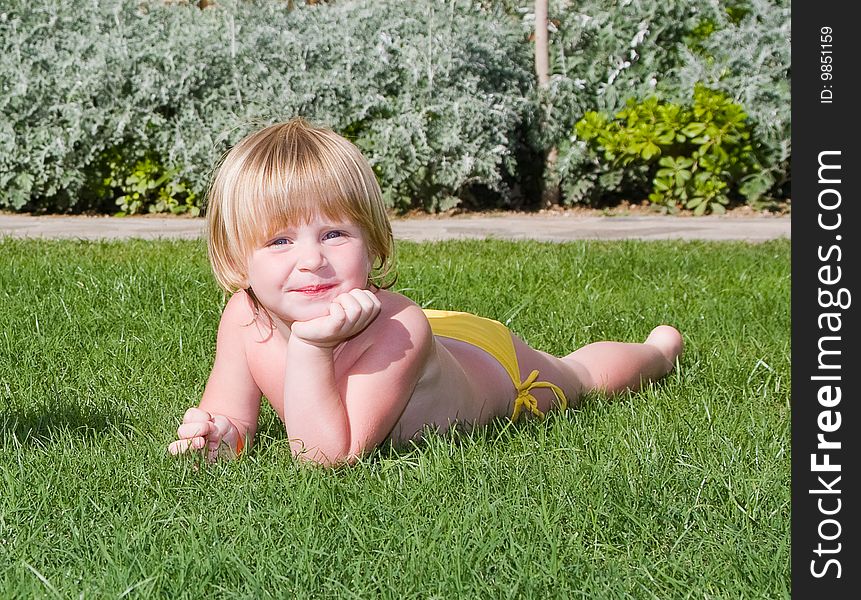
[0,237,790,598]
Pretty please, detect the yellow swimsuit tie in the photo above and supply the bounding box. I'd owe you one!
[511,370,569,421]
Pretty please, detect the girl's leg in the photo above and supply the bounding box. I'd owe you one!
[562,325,682,394]
[512,325,682,413]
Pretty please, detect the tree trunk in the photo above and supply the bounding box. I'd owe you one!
[534,0,550,88]
[534,0,559,208]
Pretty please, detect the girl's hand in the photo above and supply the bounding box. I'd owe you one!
[290,288,381,348]
[168,407,242,461]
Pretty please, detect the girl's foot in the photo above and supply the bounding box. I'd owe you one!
[645,325,683,366]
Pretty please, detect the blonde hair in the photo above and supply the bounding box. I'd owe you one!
[206,118,395,293]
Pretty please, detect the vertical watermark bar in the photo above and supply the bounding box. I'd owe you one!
[792,2,858,597]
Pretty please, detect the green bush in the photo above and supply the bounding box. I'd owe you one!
[574,86,761,214]
[545,0,790,206]
[672,0,791,198]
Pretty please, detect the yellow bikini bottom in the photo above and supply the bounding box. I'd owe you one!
[422,309,568,421]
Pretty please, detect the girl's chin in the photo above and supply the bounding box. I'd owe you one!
[277,303,332,323]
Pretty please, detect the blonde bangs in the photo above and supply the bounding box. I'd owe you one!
[206,119,394,293]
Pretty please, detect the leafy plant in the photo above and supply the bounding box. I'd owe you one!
[546,0,789,208]
[574,85,760,214]
[103,151,198,216]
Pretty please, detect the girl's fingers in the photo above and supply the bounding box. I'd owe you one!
[206,415,233,449]
[177,421,212,440]
[168,436,206,455]
[183,407,211,423]
[336,289,377,327]
[168,439,189,455]
[349,288,375,311]
[291,289,380,346]
[367,289,382,311]
[334,292,363,324]
[170,415,237,459]
[326,301,347,331]
[361,288,382,315]
[348,289,381,331]
[212,414,233,436]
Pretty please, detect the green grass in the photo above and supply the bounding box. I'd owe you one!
[0,237,790,599]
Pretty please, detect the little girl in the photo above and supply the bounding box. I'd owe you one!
[169,119,682,466]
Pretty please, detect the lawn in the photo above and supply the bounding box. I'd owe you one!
[0,237,790,598]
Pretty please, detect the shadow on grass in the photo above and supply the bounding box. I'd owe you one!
[363,413,560,465]
[244,414,518,468]
[2,403,131,447]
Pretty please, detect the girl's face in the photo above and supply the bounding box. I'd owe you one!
[246,215,373,324]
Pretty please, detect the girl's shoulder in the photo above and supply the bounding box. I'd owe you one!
[373,289,432,335]
[222,289,256,317]
[353,289,434,359]
[220,290,276,342]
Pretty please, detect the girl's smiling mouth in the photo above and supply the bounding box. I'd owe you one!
[290,284,338,296]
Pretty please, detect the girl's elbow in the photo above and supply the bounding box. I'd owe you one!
[290,439,359,467]
[326,442,367,466]
[285,423,377,466]
[294,451,359,468]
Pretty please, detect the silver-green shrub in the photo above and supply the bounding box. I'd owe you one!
[0,0,532,212]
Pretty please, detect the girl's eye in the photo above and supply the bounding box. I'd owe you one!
[270,237,291,246]
[323,230,345,241]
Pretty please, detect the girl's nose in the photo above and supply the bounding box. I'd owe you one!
[295,244,327,271]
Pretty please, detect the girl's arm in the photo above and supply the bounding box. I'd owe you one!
[284,291,432,465]
[169,293,262,458]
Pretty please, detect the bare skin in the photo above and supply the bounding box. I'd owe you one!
[169,217,682,465]
[169,288,682,464]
